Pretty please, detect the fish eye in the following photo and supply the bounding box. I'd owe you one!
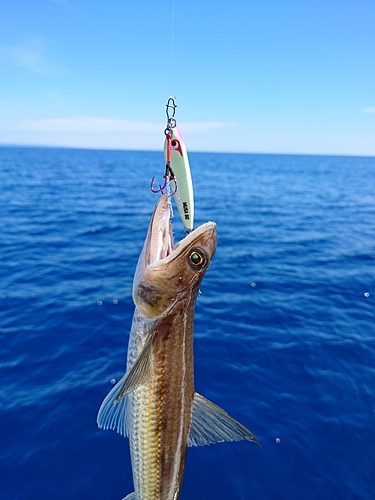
[171,140,179,150]
[188,249,206,269]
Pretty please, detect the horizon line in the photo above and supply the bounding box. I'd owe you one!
[0,142,374,159]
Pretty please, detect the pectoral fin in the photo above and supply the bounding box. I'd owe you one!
[123,493,136,500]
[97,335,154,438]
[188,392,261,448]
[97,375,129,437]
[113,334,154,405]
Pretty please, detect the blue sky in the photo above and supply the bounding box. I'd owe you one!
[1,0,374,155]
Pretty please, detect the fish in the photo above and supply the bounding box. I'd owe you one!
[97,193,261,500]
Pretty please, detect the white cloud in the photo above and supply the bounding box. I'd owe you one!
[20,117,235,134]
[363,107,375,113]
[0,116,237,151]
[21,117,163,133]
[177,121,236,132]
[0,39,48,75]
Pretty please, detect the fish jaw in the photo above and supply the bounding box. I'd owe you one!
[133,194,217,320]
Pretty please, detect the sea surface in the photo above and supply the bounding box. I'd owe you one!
[1,147,374,500]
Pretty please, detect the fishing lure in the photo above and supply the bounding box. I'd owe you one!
[151,97,194,232]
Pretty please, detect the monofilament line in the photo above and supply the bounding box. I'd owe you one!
[170,0,175,96]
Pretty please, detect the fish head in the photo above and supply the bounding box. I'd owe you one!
[133,194,217,319]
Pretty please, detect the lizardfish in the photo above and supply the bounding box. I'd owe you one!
[97,194,260,500]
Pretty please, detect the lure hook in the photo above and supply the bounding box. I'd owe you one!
[150,172,178,197]
[150,176,168,193]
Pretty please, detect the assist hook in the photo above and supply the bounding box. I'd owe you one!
[150,164,178,197]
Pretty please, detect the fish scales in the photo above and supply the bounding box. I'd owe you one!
[130,297,195,499]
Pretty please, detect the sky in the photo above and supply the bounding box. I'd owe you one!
[0,0,375,156]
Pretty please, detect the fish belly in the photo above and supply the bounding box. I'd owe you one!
[128,306,195,500]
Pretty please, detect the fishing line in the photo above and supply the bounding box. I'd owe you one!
[150,1,194,234]
[170,0,175,96]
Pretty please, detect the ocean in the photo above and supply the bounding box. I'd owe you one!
[1,147,374,500]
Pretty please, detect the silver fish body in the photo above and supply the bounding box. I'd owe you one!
[97,194,260,500]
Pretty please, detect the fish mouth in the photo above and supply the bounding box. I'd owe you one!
[133,194,216,318]
[147,194,215,269]
[148,195,175,267]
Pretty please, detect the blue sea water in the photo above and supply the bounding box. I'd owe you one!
[1,146,375,500]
